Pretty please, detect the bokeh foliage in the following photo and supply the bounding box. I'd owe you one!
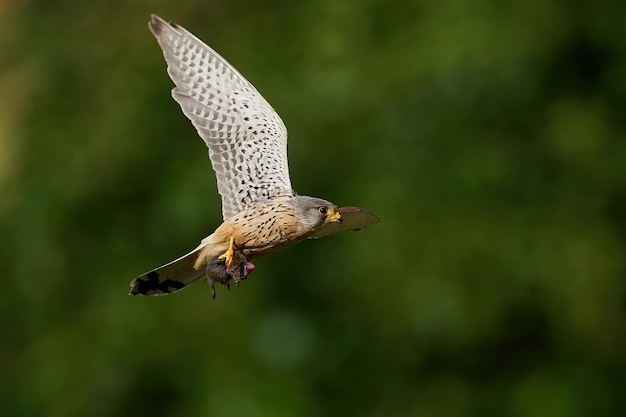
[2,0,626,416]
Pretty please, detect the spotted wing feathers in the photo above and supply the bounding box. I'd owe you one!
[149,15,293,220]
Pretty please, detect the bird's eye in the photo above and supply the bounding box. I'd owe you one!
[318,207,328,215]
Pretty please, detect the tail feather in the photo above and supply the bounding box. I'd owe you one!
[130,247,205,296]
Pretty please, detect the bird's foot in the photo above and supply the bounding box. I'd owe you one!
[217,236,235,268]
[205,246,255,298]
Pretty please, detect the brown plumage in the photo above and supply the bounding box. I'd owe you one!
[129,16,378,298]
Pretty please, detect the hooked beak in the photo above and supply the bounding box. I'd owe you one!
[329,210,343,224]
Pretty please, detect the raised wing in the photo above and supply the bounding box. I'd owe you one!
[307,206,379,239]
[149,15,293,220]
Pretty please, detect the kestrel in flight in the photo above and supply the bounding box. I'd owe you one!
[130,15,378,298]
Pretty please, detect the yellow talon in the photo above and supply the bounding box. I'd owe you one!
[218,236,235,268]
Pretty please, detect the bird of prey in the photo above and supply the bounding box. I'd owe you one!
[130,15,378,298]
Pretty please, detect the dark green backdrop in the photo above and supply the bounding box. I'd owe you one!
[2,0,625,416]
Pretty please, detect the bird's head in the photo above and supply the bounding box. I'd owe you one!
[294,196,342,230]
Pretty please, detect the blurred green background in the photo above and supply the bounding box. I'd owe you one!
[2,0,626,416]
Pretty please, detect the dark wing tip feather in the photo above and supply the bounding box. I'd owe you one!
[148,14,168,36]
[306,206,379,239]
[338,206,380,230]
[148,14,182,37]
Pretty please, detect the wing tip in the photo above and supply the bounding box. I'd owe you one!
[148,14,182,37]
[339,206,380,225]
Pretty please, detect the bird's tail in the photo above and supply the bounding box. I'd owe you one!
[129,246,206,296]
[130,232,230,296]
